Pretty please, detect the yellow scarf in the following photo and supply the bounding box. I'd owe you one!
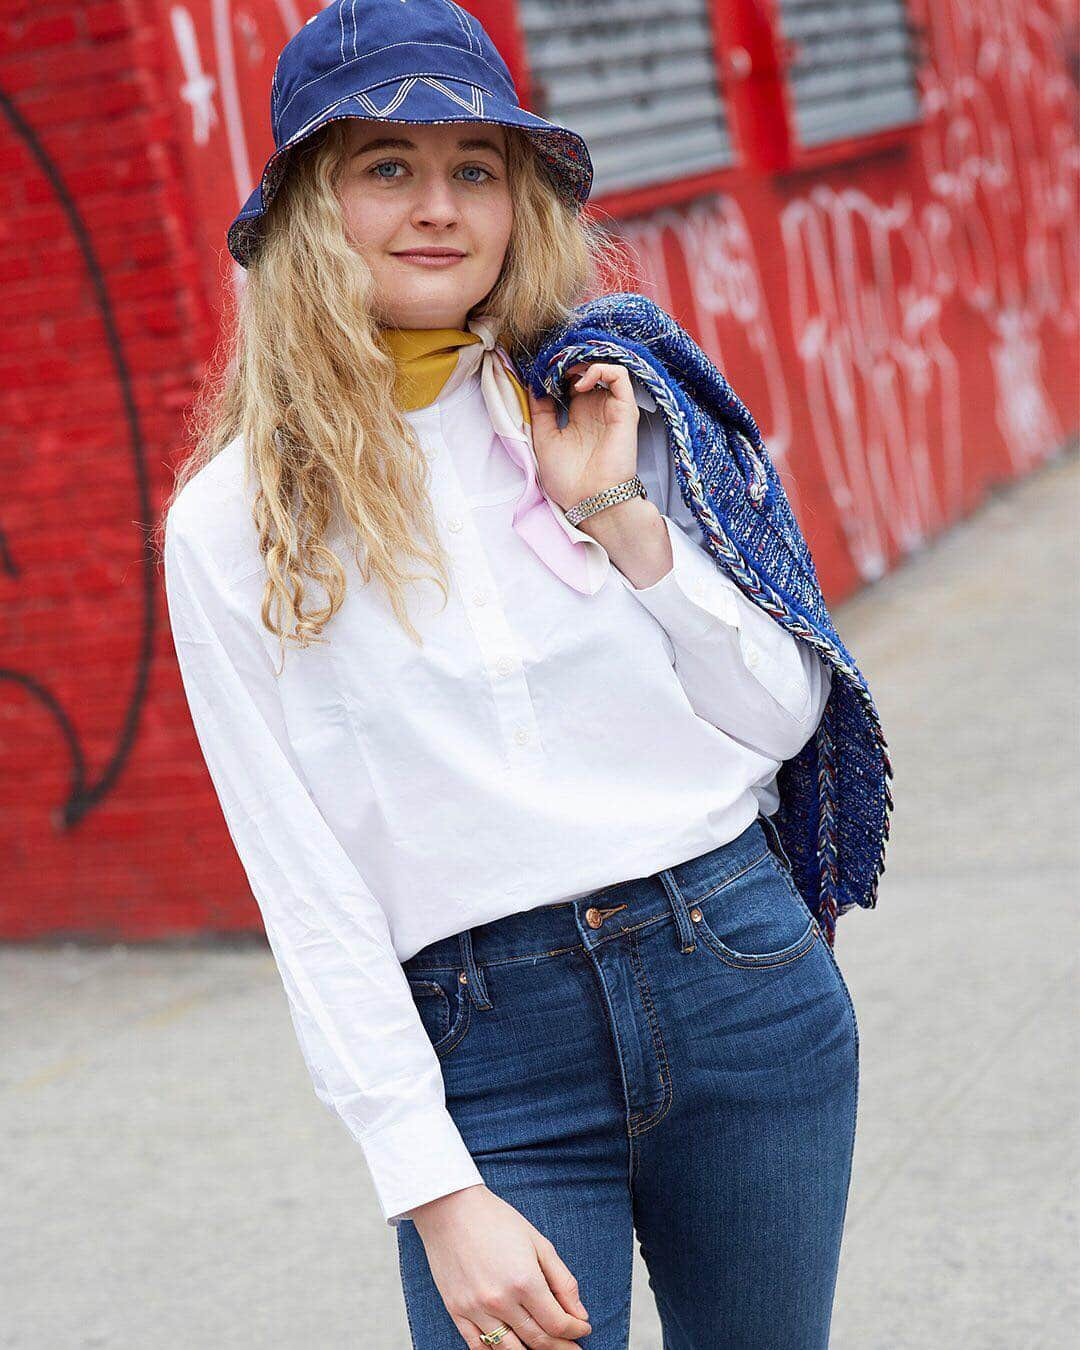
[381,323,532,429]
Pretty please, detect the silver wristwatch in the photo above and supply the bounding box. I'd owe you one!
[565,475,647,527]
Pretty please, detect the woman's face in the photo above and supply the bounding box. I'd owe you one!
[335,119,513,330]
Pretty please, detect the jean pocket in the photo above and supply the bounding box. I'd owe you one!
[406,971,472,1059]
[693,849,819,970]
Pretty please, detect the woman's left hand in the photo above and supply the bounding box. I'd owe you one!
[525,361,640,513]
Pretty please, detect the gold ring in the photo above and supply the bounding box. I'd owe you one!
[479,1324,512,1345]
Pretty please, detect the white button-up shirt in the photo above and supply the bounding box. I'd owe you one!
[163,367,832,1226]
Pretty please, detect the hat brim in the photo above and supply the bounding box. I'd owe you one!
[226,78,593,268]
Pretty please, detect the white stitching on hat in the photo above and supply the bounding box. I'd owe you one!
[285,74,500,144]
[276,41,507,124]
[270,36,290,140]
[420,76,483,114]
[339,2,346,64]
[351,1,359,60]
[458,4,482,56]
[283,74,559,146]
[357,77,417,118]
[441,2,475,54]
[354,75,482,119]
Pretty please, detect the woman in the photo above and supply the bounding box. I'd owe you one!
[162,3,858,1346]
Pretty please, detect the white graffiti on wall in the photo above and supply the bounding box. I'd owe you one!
[918,0,1076,462]
[170,1,327,283]
[619,187,964,581]
[779,187,965,579]
[617,0,1076,582]
[171,7,218,145]
[616,199,799,510]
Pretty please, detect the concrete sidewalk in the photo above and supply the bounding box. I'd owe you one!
[4,450,1077,1348]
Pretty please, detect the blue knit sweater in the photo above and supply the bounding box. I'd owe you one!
[520,292,894,948]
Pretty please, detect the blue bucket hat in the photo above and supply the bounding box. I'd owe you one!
[227,0,594,268]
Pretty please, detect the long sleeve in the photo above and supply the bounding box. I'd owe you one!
[611,403,833,762]
[162,508,484,1227]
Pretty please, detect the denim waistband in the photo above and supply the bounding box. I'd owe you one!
[401,815,777,1007]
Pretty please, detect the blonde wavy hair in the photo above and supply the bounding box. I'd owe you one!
[159,119,636,665]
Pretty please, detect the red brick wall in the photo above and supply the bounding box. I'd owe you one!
[0,0,221,937]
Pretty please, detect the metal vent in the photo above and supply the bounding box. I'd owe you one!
[776,0,921,147]
[517,0,734,196]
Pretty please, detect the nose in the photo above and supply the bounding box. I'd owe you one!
[411,174,462,229]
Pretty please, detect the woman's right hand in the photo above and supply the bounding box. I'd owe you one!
[409,1184,593,1348]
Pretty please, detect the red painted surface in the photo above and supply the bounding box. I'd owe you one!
[0,0,1076,938]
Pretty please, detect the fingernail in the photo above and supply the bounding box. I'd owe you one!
[577,1301,589,1317]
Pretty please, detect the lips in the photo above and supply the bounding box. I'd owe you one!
[393,249,466,258]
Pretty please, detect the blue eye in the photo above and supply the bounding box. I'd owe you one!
[367,159,495,185]
[459,164,493,184]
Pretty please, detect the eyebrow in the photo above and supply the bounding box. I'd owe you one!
[350,135,506,164]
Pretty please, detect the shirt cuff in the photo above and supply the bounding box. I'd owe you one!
[614,512,740,643]
[359,1104,486,1227]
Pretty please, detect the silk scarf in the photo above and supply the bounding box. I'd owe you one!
[380,312,608,593]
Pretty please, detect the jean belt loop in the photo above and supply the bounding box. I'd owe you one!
[457,928,492,1010]
[657,866,697,954]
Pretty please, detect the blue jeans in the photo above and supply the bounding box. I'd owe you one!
[395,815,859,1348]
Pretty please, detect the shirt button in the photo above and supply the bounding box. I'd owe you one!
[496,656,514,676]
[692,579,707,599]
[447,516,464,532]
[472,589,488,607]
[513,726,530,745]
[746,643,760,669]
